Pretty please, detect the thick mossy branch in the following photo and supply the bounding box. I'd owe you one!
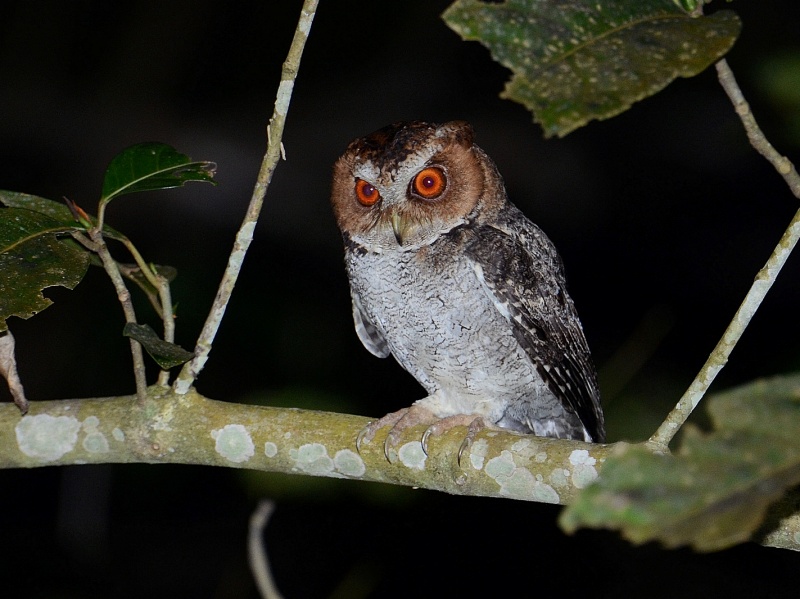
[1,388,798,551]
[2,387,606,505]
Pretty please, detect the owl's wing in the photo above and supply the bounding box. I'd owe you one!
[351,292,391,359]
[465,221,605,442]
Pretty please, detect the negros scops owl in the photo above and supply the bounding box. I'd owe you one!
[330,121,604,456]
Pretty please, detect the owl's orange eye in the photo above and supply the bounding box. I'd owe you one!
[412,167,446,199]
[355,179,381,206]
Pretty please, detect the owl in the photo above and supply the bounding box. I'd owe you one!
[331,121,605,457]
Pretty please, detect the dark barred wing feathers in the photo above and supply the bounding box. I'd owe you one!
[464,217,605,442]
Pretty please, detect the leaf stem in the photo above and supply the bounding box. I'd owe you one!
[173,0,320,394]
[649,59,800,449]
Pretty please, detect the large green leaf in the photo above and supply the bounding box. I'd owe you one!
[0,207,89,331]
[560,375,800,551]
[443,0,741,137]
[100,143,217,204]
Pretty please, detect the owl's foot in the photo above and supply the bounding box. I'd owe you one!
[420,414,487,463]
[357,407,488,464]
[356,405,439,460]
[456,416,488,468]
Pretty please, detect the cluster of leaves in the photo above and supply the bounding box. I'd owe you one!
[0,143,216,376]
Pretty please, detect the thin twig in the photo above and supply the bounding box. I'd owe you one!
[117,234,174,329]
[173,0,319,394]
[115,263,161,317]
[248,500,285,599]
[0,330,29,414]
[155,274,174,386]
[649,59,800,449]
[89,229,148,403]
[115,237,176,385]
[77,220,175,387]
[118,237,161,289]
[715,59,800,198]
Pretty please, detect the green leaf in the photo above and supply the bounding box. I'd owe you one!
[122,323,194,370]
[443,0,741,137]
[0,191,125,239]
[101,143,217,204]
[560,375,800,551]
[0,208,90,331]
[0,191,81,227]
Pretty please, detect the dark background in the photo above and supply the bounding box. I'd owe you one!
[2,1,800,597]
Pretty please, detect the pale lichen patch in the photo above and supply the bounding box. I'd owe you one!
[549,467,570,489]
[469,438,489,470]
[398,442,426,470]
[112,428,125,442]
[569,449,598,489]
[485,450,560,503]
[485,450,516,478]
[80,416,109,453]
[511,438,532,453]
[290,443,336,476]
[16,414,80,462]
[152,402,175,432]
[264,442,278,458]
[334,449,366,477]
[83,432,109,453]
[212,424,255,463]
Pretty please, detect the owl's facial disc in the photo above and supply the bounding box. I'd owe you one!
[331,121,489,252]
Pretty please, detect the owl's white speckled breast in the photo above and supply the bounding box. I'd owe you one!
[346,241,542,421]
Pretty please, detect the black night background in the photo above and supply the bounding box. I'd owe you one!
[1,1,799,597]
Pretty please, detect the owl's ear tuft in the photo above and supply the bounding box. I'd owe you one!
[436,121,474,148]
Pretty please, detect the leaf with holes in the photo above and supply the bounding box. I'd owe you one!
[560,375,800,551]
[443,0,741,137]
[0,207,89,331]
[101,143,217,204]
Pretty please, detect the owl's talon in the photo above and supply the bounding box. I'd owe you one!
[457,437,472,469]
[355,408,411,456]
[458,416,486,470]
[457,417,486,469]
[355,426,372,453]
[420,426,434,455]
[383,436,400,462]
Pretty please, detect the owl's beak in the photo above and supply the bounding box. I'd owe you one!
[390,210,409,246]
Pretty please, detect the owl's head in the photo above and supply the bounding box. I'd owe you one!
[331,121,503,252]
